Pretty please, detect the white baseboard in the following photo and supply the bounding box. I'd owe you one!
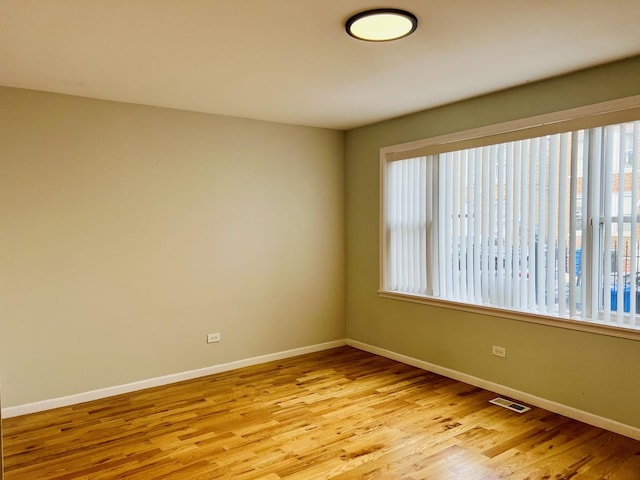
[2,339,346,418]
[6,338,639,442]
[346,339,640,441]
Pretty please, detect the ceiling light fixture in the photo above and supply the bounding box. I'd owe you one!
[346,9,418,42]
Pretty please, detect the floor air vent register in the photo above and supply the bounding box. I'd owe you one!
[490,397,531,413]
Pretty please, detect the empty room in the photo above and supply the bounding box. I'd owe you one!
[1,1,640,479]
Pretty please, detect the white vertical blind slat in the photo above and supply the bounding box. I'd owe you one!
[473,148,483,303]
[419,157,427,295]
[588,128,602,319]
[398,161,406,291]
[529,139,536,310]
[451,151,460,299]
[547,136,559,314]
[580,131,590,319]
[536,137,547,312]
[568,132,579,317]
[511,142,522,308]
[444,152,454,297]
[630,122,639,324]
[488,145,497,304]
[603,126,614,323]
[438,154,448,297]
[557,133,569,316]
[616,125,625,323]
[414,158,421,292]
[505,143,515,308]
[519,140,529,308]
[426,156,435,296]
[388,162,398,290]
[481,146,490,303]
[527,139,537,310]
[430,156,442,297]
[405,159,413,292]
[460,150,469,301]
[496,144,506,307]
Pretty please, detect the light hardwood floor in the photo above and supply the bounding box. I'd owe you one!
[3,346,640,479]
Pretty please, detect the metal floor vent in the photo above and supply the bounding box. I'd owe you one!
[489,397,531,414]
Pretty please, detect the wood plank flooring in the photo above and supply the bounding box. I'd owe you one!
[3,346,640,479]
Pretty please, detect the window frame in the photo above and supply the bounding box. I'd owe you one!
[379,95,640,341]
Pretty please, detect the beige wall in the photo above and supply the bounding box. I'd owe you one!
[0,87,345,406]
[345,56,640,429]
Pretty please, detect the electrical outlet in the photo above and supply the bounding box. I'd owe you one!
[492,345,506,358]
[207,332,221,343]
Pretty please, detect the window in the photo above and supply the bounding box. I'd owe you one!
[380,97,640,337]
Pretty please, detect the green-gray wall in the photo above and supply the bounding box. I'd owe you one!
[345,56,640,429]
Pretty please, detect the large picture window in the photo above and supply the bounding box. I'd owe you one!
[381,98,640,336]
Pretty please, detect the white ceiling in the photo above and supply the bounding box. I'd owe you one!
[1,0,640,130]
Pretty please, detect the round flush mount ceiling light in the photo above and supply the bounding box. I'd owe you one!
[346,9,418,42]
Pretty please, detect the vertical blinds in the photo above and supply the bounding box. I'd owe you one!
[385,121,640,328]
[386,156,428,295]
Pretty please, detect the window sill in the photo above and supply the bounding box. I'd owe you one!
[378,290,640,342]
